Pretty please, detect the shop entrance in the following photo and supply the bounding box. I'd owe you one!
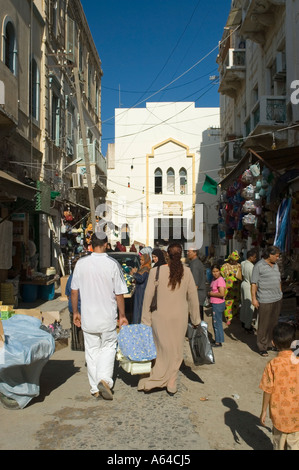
[154,218,187,247]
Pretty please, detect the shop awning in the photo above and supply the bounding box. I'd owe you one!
[219,146,299,189]
[0,171,40,201]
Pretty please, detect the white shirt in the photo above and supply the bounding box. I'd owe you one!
[71,253,128,333]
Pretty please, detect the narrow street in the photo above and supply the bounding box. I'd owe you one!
[0,300,274,451]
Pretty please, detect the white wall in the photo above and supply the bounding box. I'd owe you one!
[106,102,220,250]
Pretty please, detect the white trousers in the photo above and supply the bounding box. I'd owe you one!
[83,329,117,394]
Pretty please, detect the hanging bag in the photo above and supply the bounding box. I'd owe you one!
[187,321,215,366]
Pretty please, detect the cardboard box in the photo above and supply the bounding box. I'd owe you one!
[0,319,4,348]
[42,311,60,326]
[60,275,69,301]
[14,309,43,321]
[55,337,68,351]
[0,305,15,319]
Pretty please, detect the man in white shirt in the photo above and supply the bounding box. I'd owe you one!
[71,233,128,400]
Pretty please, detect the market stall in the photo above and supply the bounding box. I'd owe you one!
[218,147,299,326]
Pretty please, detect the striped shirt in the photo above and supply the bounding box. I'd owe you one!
[251,258,282,304]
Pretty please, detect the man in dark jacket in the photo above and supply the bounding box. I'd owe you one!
[187,248,206,320]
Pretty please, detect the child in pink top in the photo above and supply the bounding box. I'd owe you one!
[208,265,226,347]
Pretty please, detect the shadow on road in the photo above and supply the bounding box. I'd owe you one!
[222,397,272,450]
[30,360,81,405]
[180,360,204,384]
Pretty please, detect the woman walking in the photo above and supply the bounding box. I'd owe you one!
[131,253,152,324]
[208,264,226,347]
[220,251,242,325]
[138,242,200,396]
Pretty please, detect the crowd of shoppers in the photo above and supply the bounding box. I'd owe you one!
[69,236,298,450]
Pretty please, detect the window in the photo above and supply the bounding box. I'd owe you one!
[95,82,99,115]
[167,168,175,193]
[29,58,40,121]
[51,93,60,146]
[49,75,61,146]
[154,168,162,194]
[51,1,58,37]
[67,16,75,63]
[3,19,17,75]
[179,168,187,194]
[88,63,92,100]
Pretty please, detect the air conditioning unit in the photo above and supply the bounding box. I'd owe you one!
[72,173,83,188]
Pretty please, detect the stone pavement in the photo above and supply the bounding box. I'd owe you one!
[0,290,275,451]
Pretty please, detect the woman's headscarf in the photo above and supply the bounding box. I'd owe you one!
[225,250,240,262]
[138,253,152,274]
[152,248,167,267]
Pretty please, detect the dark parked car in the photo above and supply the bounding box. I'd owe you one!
[107,252,141,321]
[107,252,140,271]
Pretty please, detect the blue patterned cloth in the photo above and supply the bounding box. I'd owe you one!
[117,324,156,362]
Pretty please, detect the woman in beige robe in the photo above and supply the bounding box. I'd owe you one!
[138,243,201,396]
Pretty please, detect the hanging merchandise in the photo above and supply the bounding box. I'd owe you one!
[64,208,74,221]
[241,169,253,184]
[274,198,292,253]
[242,200,256,213]
[249,162,260,177]
[241,184,255,200]
[242,213,257,227]
[61,219,66,234]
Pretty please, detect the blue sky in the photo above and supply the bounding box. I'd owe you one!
[80,0,231,154]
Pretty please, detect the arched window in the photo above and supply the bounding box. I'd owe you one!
[167,168,175,193]
[3,19,17,75]
[154,168,162,194]
[179,168,187,194]
[29,58,40,121]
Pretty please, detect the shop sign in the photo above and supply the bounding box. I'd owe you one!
[163,201,183,216]
[11,213,26,221]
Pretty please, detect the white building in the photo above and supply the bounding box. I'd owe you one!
[106,102,220,253]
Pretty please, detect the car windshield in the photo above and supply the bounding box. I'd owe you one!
[108,253,140,270]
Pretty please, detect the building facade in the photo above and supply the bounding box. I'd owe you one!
[216,0,299,256]
[106,102,220,255]
[0,0,105,297]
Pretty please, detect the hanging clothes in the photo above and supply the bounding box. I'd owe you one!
[274,198,292,252]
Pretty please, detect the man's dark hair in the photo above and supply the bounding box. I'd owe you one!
[91,232,108,249]
[272,322,296,350]
[247,249,257,259]
[262,245,280,259]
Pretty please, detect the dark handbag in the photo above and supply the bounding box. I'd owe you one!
[187,321,215,366]
[149,266,160,312]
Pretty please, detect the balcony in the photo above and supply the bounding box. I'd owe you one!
[0,60,18,130]
[76,139,107,176]
[220,140,245,168]
[243,95,288,148]
[218,49,246,98]
[240,0,285,44]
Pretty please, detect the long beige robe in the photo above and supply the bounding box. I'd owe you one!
[138,264,200,394]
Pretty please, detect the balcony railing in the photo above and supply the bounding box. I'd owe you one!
[244,95,287,138]
[76,140,107,175]
[218,48,246,97]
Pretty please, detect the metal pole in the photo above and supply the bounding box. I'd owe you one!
[73,66,96,231]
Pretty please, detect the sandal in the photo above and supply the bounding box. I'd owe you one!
[259,350,268,357]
